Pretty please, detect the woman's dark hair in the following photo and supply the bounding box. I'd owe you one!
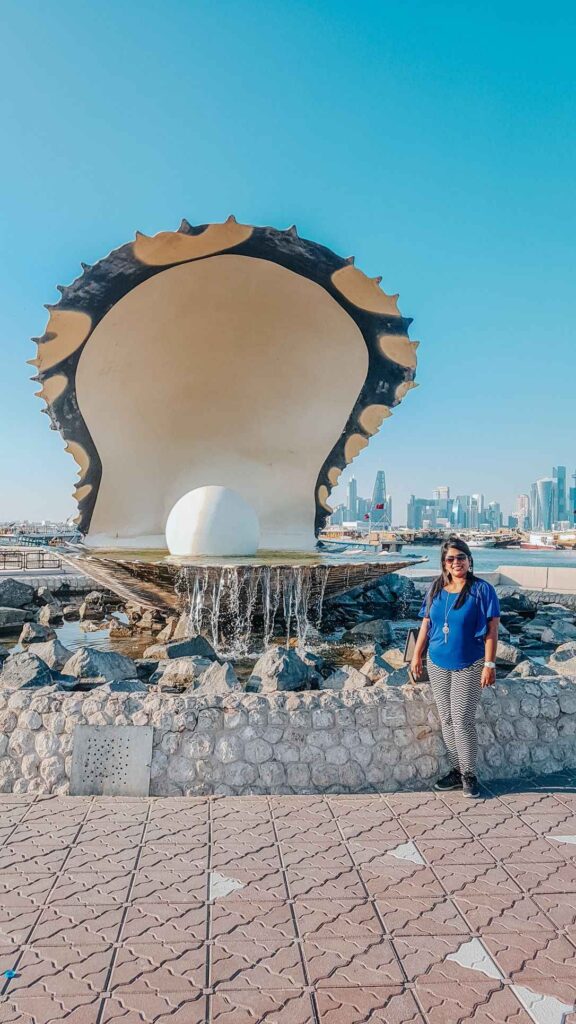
[425,535,477,613]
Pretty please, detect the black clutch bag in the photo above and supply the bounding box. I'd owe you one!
[403,627,429,683]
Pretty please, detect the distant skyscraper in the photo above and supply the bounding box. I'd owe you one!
[347,477,358,520]
[553,466,567,524]
[516,494,530,530]
[570,471,576,526]
[535,478,555,530]
[371,471,391,527]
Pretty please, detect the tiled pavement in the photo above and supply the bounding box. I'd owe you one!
[2,777,576,1022]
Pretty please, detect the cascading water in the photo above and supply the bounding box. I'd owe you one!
[175,564,330,656]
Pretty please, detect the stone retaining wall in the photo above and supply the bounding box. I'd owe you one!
[1,675,575,795]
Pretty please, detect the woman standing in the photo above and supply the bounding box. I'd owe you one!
[410,536,500,798]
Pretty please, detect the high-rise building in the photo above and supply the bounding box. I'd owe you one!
[371,471,391,528]
[534,477,555,530]
[516,494,530,530]
[553,466,567,524]
[570,471,576,527]
[407,496,437,530]
[486,501,502,531]
[347,477,358,520]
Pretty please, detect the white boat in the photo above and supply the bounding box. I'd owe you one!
[467,536,497,548]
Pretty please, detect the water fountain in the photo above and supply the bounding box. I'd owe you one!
[32,218,421,646]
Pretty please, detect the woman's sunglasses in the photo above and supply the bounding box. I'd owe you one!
[445,554,468,563]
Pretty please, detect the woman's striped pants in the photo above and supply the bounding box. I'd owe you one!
[427,657,484,775]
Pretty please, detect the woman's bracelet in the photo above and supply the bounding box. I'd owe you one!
[484,661,496,669]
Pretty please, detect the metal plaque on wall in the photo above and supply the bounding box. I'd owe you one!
[70,725,153,797]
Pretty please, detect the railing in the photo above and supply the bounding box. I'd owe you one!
[0,550,63,571]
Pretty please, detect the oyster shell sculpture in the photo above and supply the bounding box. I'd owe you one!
[32,219,418,551]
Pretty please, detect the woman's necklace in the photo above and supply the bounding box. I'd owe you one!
[443,592,457,642]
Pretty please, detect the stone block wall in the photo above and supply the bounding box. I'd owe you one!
[0,676,575,795]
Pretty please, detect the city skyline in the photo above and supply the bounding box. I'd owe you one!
[331,461,576,529]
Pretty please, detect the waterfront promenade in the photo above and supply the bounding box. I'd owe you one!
[1,779,576,1023]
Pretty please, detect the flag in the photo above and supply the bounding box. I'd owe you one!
[363,514,370,520]
[375,503,385,509]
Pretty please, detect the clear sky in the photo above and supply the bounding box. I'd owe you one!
[0,0,574,526]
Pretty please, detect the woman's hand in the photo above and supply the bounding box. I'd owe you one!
[481,665,496,688]
[410,653,424,680]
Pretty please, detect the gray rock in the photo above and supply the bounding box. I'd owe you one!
[508,658,559,678]
[143,636,218,661]
[549,642,576,678]
[295,647,326,682]
[62,647,138,681]
[0,645,8,664]
[30,639,72,672]
[38,604,63,625]
[100,679,148,693]
[108,618,133,638]
[360,652,391,683]
[151,656,214,689]
[19,622,56,647]
[155,617,178,643]
[320,665,370,690]
[62,604,81,620]
[0,578,35,609]
[134,658,159,681]
[36,586,60,607]
[196,661,241,694]
[384,666,411,686]
[0,651,52,688]
[495,588,536,616]
[0,607,27,632]
[249,646,311,693]
[345,619,393,644]
[496,641,522,666]
[381,647,406,670]
[541,622,576,644]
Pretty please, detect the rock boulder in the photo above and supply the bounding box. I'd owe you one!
[19,622,56,647]
[549,642,576,678]
[151,656,214,689]
[196,661,242,694]
[30,639,72,672]
[62,647,139,681]
[0,578,35,609]
[143,636,218,661]
[249,646,311,693]
[0,651,53,688]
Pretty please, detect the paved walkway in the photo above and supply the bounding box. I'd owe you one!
[1,778,576,1022]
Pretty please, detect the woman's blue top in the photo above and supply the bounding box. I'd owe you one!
[418,578,500,670]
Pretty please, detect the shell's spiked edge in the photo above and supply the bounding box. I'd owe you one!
[33,221,418,537]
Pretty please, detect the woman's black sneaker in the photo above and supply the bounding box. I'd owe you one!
[462,774,480,798]
[433,769,462,791]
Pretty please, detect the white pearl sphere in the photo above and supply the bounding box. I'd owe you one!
[165,486,260,557]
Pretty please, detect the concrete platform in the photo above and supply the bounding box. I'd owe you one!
[0,777,576,1021]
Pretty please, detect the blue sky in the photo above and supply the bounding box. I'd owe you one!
[1,0,574,525]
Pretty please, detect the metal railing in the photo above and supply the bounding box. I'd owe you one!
[0,549,62,571]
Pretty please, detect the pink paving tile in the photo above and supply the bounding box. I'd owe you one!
[210,900,296,942]
[414,839,496,866]
[552,791,576,811]
[269,796,328,812]
[86,804,148,821]
[122,903,206,944]
[286,867,365,900]
[346,840,420,867]
[386,792,453,816]
[402,815,474,840]
[331,809,396,830]
[454,893,557,932]
[414,981,538,1024]
[110,941,205,993]
[30,905,123,946]
[391,933,476,983]
[361,864,445,898]
[0,994,101,1023]
[505,860,576,894]
[455,814,535,839]
[433,863,522,897]
[294,898,383,938]
[210,848,281,872]
[143,822,209,845]
[130,868,207,904]
[478,834,567,863]
[280,844,351,870]
[211,988,314,1023]
[210,825,276,847]
[484,931,576,1002]
[213,797,271,816]
[338,821,408,843]
[316,986,426,1023]
[138,845,208,872]
[521,810,576,834]
[210,937,305,989]
[48,871,132,906]
[9,944,112,996]
[303,935,404,988]
[9,824,79,847]
[0,906,39,946]
[209,868,288,902]
[0,847,68,873]
[65,845,139,872]
[534,893,576,930]
[275,820,342,843]
[101,991,207,1023]
[272,801,333,821]
[438,793,507,815]
[328,795,389,813]
[0,873,54,908]
[375,896,470,936]
[497,792,570,814]
[77,823,146,845]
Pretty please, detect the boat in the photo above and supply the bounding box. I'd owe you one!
[467,536,498,548]
[520,533,561,550]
